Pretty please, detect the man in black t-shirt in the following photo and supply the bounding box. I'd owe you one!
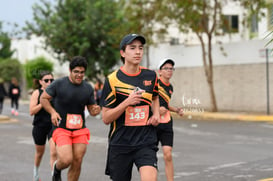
[41,56,101,181]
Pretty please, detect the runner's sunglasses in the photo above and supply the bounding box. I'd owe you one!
[43,79,54,83]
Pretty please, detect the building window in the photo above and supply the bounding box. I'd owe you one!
[222,15,239,33]
[170,37,179,45]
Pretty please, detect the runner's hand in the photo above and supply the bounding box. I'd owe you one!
[90,105,101,116]
[147,115,159,126]
[51,111,61,126]
[159,106,168,116]
[126,90,145,106]
[177,107,184,117]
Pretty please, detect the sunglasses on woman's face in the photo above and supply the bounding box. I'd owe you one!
[43,79,54,83]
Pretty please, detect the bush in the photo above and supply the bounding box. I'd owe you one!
[24,56,53,89]
[0,58,22,82]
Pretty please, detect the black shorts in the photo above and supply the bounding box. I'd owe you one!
[105,144,158,181]
[32,125,52,145]
[156,120,173,147]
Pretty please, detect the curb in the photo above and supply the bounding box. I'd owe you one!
[1,111,273,123]
[171,112,273,122]
[0,115,18,123]
[0,115,10,121]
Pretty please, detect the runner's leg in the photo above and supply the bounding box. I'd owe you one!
[162,145,174,181]
[67,143,87,181]
[139,166,157,181]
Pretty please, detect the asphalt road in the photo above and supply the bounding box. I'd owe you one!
[1,102,273,181]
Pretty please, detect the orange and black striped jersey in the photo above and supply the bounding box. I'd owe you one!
[158,78,173,124]
[158,78,173,110]
[101,66,158,148]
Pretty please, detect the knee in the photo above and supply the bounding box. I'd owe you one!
[73,156,83,166]
[36,151,44,159]
[36,147,45,158]
[163,151,172,162]
[59,156,73,168]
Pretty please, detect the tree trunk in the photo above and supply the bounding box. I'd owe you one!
[207,34,218,112]
[198,34,218,112]
[207,76,217,112]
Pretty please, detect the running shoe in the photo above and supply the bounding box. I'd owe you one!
[33,176,41,181]
[52,161,62,181]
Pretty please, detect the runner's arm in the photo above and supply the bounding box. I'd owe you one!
[40,91,61,126]
[169,105,184,116]
[147,95,160,126]
[102,90,143,125]
[29,89,42,116]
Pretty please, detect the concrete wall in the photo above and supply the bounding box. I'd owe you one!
[169,63,273,114]
[149,39,273,114]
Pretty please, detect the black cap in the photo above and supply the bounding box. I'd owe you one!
[120,34,146,50]
[158,58,175,70]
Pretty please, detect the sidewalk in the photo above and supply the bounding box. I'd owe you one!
[0,114,18,123]
[1,98,273,123]
[172,111,273,122]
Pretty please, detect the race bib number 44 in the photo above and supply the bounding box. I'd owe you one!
[125,105,149,126]
[66,114,83,129]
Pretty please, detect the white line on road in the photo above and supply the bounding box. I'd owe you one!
[205,162,246,171]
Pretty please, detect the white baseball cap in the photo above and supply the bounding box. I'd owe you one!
[157,58,175,70]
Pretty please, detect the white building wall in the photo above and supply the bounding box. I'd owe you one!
[11,35,69,78]
[149,38,273,70]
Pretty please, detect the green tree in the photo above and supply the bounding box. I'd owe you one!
[24,56,53,89]
[119,0,168,68]
[150,0,268,112]
[0,58,22,82]
[24,0,122,79]
[0,22,14,59]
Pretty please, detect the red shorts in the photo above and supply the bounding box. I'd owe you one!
[52,128,90,146]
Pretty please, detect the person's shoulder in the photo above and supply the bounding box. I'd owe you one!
[107,69,118,79]
[82,80,92,87]
[33,88,40,94]
[54,76,68,84]
[58,76,68,81]
[30,88,40,97]
[140,66,157,75]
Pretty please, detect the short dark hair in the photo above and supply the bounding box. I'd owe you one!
[120,46,125,64]
[120,34,146,64]
[70,56,88,70]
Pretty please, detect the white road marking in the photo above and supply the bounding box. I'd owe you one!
[205,162,246,171]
